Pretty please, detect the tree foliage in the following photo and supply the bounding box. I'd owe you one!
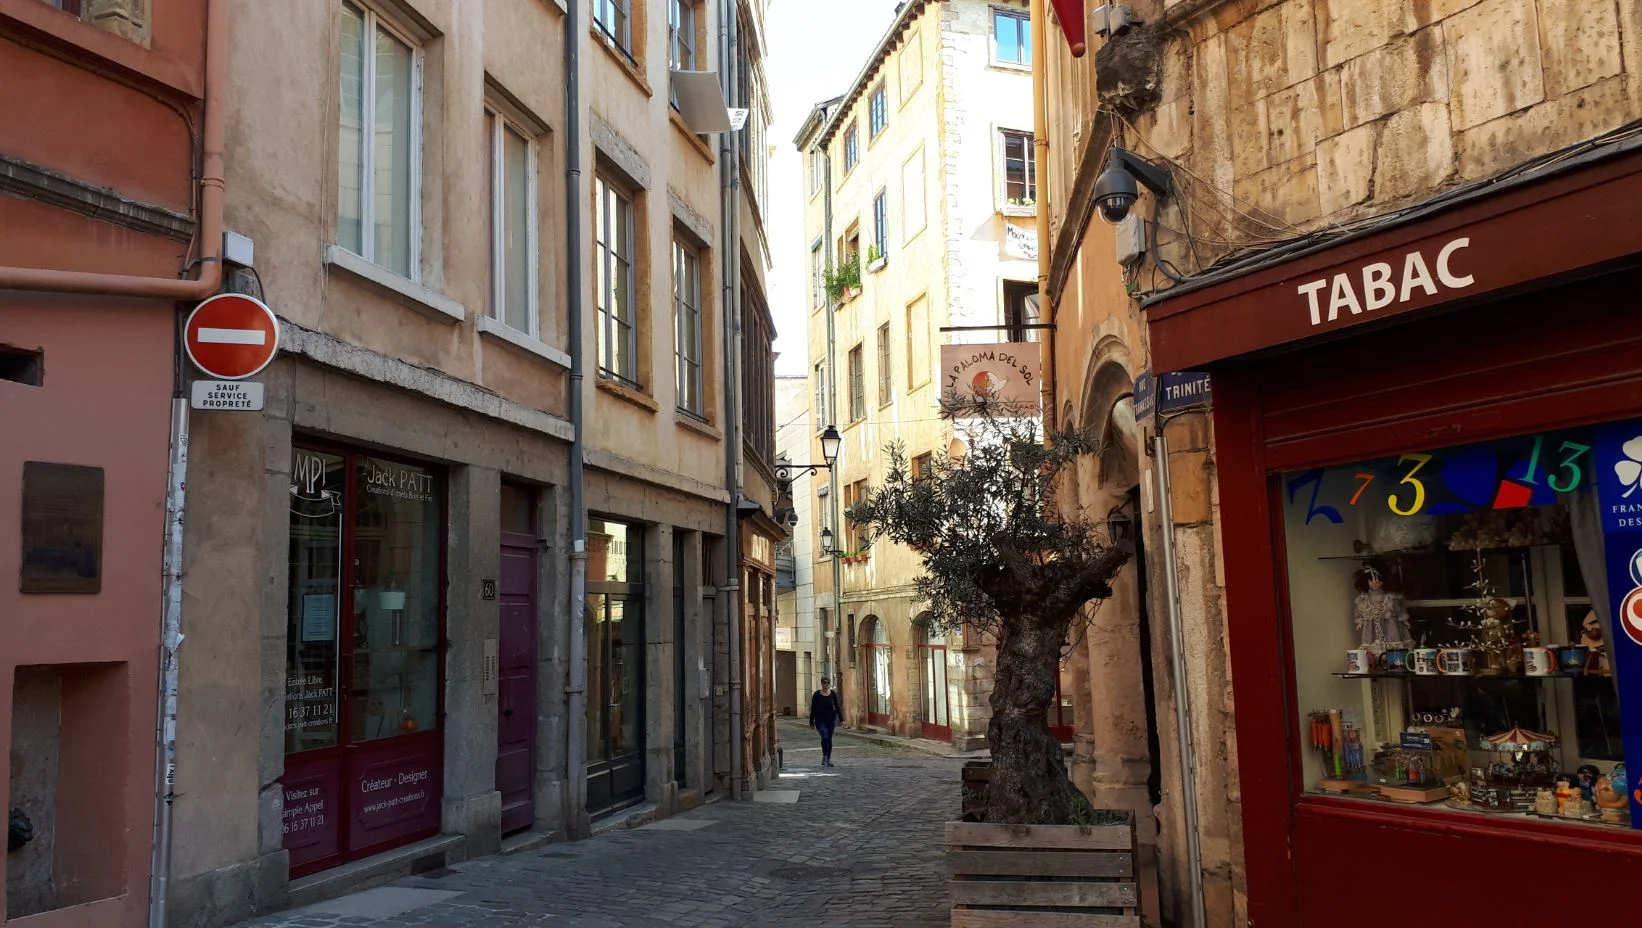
[846,392,1131,825]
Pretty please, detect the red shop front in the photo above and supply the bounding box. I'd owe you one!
[1146,143,1642,926]
[281,443,446,876]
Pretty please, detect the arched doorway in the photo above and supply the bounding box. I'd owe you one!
[861,616,891,727]
[917,617,951,741]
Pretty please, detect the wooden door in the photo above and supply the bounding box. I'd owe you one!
[496,485,537,835]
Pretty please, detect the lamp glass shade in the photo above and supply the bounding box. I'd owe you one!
[819,426,842,466]
[820,526,834,555]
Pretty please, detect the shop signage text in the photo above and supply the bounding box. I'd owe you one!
[939,342,1041,412]
[1297,237,1474,328]
[1159,372,1212,413]
[1591,422,1642,825]
[363,459,434,503]
[281,779,332,841]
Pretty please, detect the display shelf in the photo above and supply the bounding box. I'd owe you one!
[1333,671,1608,681]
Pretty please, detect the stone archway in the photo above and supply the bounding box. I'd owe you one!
[915,614,952,742]
[860,616,891,728]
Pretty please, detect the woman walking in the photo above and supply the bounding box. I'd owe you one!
[808,677,845,767]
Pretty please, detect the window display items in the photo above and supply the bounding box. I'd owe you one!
[1447,551,1525,676]
[1353,562,1412,654]
[1580,610,1611,675]
[1307,708,1368,792]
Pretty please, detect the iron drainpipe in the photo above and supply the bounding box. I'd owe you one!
[720,0,746,801]
[564,0,591,836]
[819,147,842,689]
[1153,428,1207,928]
[1030,0,1054,431]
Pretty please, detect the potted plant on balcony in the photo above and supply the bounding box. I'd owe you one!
[847,393,1139,927]
[824,252,863,305]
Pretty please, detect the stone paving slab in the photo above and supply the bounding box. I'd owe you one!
[231,725,960,928]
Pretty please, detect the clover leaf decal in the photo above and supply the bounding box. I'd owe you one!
[1616,437,1642,498]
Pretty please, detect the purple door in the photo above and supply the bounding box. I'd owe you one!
[497,486,537,835]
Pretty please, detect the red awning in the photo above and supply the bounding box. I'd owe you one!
[1050,0,1086,57]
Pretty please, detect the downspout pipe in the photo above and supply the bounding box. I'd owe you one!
[0,0,225,298]
[1030,0,1054,431]
[564,0,591,836]
[720,0,746,802]
[820,147,841,688]
[144,3,229,925]
[1154,428,1207,928]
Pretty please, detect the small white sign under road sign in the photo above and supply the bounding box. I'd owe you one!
[191,380,265,411]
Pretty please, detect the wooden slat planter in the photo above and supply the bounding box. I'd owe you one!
[947,819,1140,928]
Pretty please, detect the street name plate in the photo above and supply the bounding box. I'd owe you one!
[191,379,265,411]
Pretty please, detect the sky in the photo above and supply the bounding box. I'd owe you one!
[763,0,905,376]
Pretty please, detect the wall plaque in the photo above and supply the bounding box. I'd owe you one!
[20,461,104,594]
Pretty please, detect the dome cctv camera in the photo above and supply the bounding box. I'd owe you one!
[1094,165,1139,224]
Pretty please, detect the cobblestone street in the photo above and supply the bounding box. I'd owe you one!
[234,723,960,928]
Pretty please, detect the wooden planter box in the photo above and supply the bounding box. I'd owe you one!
[947,818,1139,928]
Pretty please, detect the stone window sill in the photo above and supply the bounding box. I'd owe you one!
[597,374,659,412]
[675,411,722,440]
[324,245,465,323]
[477,316,570,368]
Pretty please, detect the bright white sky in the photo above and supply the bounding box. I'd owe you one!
[764,0,904,375]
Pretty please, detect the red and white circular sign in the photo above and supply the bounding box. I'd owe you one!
[184,293,280,380]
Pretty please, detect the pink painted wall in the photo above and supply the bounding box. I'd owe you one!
[0,295,174,927]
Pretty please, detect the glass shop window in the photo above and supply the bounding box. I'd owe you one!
[1282,424,1629,829]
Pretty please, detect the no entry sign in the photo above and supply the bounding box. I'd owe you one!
[184,293,280,380]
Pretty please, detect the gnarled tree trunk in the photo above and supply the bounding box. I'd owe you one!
[984,610,1081,825]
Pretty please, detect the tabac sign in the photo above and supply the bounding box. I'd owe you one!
[940,342,1041,413]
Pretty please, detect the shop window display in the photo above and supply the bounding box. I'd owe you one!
[1283,425,1629,829]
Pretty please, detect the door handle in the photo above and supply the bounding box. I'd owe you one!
[503,707,514,718]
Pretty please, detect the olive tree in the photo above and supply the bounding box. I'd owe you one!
[846,394,1130,825]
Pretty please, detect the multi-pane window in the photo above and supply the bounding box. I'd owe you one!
[876,323,892,407]
[1001,130,1037,205]
[595,0,633,56]
[811,239,825,308]
[869,83,888,138]
[674,239,704,416]
[844,479,869,550]
[668,0,697,69]
[1005,280,1041,343]
[872,190,889,259]
[487,109,537,335]
[911,452,933,481]
[595,176,638,384]
[810,148,824,196]
[338,2,419,278]
[843,121,860,173]
[814,360,829,424]
[742,299,776,463]
[993,8,1030,65]
[848,344,865,422]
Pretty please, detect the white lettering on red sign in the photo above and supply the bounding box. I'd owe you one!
[1297,237,1475,327]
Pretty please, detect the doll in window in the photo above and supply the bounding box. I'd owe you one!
[1354,562,1412,654]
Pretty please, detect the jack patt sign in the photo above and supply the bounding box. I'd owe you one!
[940,342,1041,414]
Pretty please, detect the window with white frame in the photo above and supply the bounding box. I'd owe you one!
[810,148,824,196]
[848,343,865,422]
[814,359,829,425]
[872,189,889,260]
[876,322,891,407]
[673,237,705,416]
[338,1,420,279]
[1000,129,1036,206]
[843,120,859,174]
[811,238,825,308]
[668,0,698,70]
[595,0,633,57]
[486,108,538,335]
[992,8,1030,66]
[595,175,639,384]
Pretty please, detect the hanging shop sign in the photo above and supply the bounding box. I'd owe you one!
[940,342,1041,413]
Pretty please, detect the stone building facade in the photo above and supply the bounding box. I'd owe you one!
[1044,0,1642,926]
[793,0,1037,752]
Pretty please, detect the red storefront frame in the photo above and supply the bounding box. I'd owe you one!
[282,441,447,878]
[1144,148,1642,927]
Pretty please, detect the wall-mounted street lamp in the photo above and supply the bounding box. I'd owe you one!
[1107,502,1136,554]
[775,425,842,486]
[820,526,835,557]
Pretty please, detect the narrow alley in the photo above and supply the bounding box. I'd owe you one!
[230,725,960,928]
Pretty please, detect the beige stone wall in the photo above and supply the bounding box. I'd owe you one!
[1108,0,1642,272]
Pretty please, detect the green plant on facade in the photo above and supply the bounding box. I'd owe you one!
[866,243,883,265]
[823,251,863,304]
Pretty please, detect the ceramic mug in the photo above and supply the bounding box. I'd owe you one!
[1380,648,1413,673]
[1524,647,1557,676]
[1412,648,1440,675]
[1345,649,1374,675]
[1437,648,1474,675]
[1556,645,1590,672]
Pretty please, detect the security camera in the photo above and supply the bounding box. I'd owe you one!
[785,510,800,529]
[1094,165,1139,224]
[1094,148,1174,226]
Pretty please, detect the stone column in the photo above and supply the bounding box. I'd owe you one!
[534,483,571,835]
[441,465,502,857]
[679,532,706,798]
[645,523,677,807]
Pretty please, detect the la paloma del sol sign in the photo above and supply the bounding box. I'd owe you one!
[1295,237,1475,328]
[940,342,1040,410]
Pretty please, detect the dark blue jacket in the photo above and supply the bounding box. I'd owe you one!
[809,689,843,727]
